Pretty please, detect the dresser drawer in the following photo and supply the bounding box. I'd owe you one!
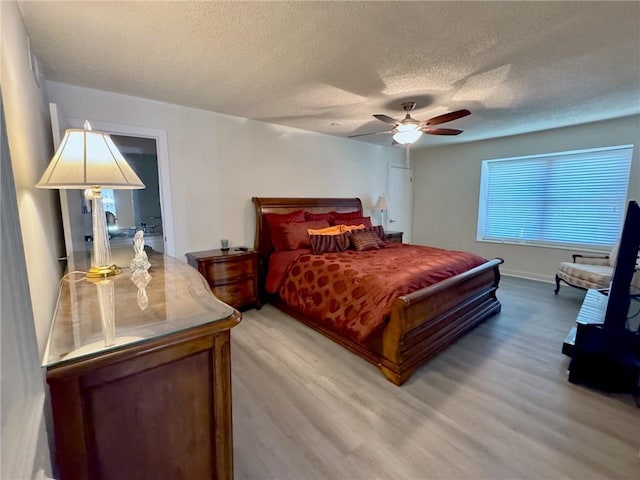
[213,279,256,309]
[205,257,255,284]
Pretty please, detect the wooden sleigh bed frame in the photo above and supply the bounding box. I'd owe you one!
[252,197,503,385]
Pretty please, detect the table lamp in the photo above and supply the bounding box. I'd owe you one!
[374,195,389,228]
[37,121,144,277]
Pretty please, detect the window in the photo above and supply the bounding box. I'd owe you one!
[477,145,633,249]
[101,188,116,215]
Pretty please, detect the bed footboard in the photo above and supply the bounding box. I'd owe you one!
[379,258,503,385]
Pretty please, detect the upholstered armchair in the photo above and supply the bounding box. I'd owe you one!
[555,240,640,294]
[554,253,614,294]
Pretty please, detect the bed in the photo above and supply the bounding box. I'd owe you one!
[252,197,503,385]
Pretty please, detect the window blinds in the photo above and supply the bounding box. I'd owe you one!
[477,145,633,249]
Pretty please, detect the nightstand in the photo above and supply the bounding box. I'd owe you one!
[384,231,403,243]
[186,248,260,310]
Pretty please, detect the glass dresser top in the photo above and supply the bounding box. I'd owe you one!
[43,247,238,368]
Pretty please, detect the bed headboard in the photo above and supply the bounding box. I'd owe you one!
[251,197,363,262]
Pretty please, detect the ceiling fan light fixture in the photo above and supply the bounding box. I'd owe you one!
[392,126,423,144]
[360,103,470,144]
[401,117,420,127]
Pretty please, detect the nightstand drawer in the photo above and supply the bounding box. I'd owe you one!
[186,248,260,311]
[213,279,256,309]
[205,257,255,283]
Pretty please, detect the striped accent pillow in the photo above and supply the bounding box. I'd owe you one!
[310,233,351,254]
[348,225,385,240]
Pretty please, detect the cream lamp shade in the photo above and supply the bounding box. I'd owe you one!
[37,121,144,278]
[374,195,389,211]
[36,121,144,189]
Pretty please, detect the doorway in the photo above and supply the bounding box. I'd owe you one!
[387,163,414,243]
[108,135,164,253]
[50,104,176,257]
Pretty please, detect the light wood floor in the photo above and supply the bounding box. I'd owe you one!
[231,276,640,480]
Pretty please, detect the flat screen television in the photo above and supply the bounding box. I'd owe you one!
[604,200,640,331]
[568,200,640,392]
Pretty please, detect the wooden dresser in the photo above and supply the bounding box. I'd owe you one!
[43,250,241,480]
[186,248,259,311]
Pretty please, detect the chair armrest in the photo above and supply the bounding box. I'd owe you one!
[572,254,610,266]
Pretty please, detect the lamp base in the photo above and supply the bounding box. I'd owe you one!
[86,264,122,278]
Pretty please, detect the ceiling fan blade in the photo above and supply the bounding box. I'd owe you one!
[423,109,471,126]
[422,127,463,136]
[373,114,400,126]
[348,131,390,138]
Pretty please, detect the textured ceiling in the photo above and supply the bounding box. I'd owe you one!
[17,1,640,149]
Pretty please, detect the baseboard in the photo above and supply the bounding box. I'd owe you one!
[500,269,555,284]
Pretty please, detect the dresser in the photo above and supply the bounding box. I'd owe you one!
[186,248,259,310]
[43,250,241,480]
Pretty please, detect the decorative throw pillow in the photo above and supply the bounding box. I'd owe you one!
[350,230,384,251]
[328,210,362,223]
[279,220,330,250]
[310,233,351,254]
[341,224,366,233]
[264,210,305,251]
[345,225,385,238]
[332,216,373,228]
[372,224,385,240]
[304,211,331,221]
[307,225,345,235]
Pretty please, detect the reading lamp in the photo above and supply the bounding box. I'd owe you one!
[37,121,144,278]
[374,195,389,227]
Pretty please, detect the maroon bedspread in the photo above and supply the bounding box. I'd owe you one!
[277,243,486,343]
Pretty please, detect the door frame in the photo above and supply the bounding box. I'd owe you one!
[49,103,74,257]
[67,117,175,256]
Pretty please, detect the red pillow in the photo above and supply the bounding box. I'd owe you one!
[264,210,305,251]
[304,211,331,221]
[332,216,373,228]
[279,220,330,250]
[329,210,362,221]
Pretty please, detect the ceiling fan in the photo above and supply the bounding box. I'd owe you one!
[349,102,471,145]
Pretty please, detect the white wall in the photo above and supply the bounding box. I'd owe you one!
[412,116,640,282]
[1,3,65,353]
[46,82,404,260]
[1,1,62,477]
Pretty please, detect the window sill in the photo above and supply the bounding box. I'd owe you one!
[476,238,611,255]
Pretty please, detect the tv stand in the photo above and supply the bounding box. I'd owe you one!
[563,289,640,398]
[562,289,607,356]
